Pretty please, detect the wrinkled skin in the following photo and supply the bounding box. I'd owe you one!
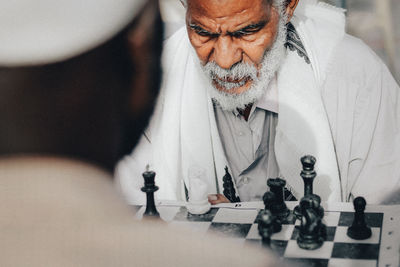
[186,0,298,95]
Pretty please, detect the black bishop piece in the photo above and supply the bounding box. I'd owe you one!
[141,165,160,217]
[222,166,241,203]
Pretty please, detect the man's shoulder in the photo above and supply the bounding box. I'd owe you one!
[330,34,384,80]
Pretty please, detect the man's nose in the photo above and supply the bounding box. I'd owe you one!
[212,35,242,69]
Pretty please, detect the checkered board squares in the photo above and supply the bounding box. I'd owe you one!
[135,205,386,266]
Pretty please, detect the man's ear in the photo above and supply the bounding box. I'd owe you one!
[285,0,300,22]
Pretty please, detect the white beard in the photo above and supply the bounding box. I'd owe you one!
[201,9,288,111]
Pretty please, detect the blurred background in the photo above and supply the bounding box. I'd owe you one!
[159,0,400,83]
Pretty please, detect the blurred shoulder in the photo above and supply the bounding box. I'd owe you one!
[331,34,385,80]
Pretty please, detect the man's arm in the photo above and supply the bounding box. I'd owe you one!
[349,59,400,203]
[323,34,400,203]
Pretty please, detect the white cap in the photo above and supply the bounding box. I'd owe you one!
[0,0,146,67]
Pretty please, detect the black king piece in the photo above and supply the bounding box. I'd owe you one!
[141,165,160,217]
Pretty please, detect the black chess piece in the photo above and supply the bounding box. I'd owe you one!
[297,195,326,250]
[266,178,290,221]
[261,192,282,233]
[258,209,275,248]
[263,191,275,211]
[294,155,317,219]
[347,196,372,240]
[300,155,317,196]
[300,194,324,220]
[141,166,160,217]
[222,166,241,203]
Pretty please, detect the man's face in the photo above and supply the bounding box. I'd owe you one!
[186,0,281,96]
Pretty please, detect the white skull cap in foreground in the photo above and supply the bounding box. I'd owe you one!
[0,0,146,66]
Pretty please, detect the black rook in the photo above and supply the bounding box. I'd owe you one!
[266,178,290,221]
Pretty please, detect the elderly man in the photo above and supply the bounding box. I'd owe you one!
[0,0,279,266]
[116,0,400,205]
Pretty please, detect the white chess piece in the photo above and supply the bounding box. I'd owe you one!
[186,166,211,215]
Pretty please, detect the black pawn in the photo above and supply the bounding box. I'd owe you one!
[141,167,160,217]
[347,196,372,240]
[266,178,290,221]
[261,192,282,233]
[222,166,241,203]
[258,209,275,248]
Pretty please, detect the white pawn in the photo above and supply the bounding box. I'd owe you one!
[186,166,211,215]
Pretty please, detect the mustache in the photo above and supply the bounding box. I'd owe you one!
[202,61,258,90]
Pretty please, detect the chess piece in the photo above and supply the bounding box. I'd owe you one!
[347,196,372,240]
[300,155,317,196]
[261,192,282,233]
[300,194,324,220]
[222,166,241,203]
[141,165,160,217]
[266,178,290,221]
[262,191,275,211]
[258,209,275,248]
[294,155,317,219]
[297,195,326,250]
[186,166,211,215]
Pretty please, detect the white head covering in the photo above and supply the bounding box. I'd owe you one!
[0,0,146,66]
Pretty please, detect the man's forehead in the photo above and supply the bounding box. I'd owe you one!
[188,0,269,13]
[187,0,270,25]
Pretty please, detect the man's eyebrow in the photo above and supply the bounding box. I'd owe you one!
[229,20,268,36]
[189,23,220,37]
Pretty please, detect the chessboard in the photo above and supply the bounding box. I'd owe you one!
[132,201,400,267]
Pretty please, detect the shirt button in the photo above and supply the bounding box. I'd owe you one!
[238,131,244,136]
[242,177,250,184]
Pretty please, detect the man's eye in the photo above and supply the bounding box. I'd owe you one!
[231,29,260,38]
[196,30,212,37]
[231,31,248,38]
[189,24,218,38]
[230,23,266,38]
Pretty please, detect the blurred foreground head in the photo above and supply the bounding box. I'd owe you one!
[0,0,163,170]
[0,3,282,266]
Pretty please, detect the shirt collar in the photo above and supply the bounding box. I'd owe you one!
[230,75,279,117]
[255,75,279,113]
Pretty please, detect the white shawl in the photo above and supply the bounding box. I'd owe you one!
[116,0,348,204]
